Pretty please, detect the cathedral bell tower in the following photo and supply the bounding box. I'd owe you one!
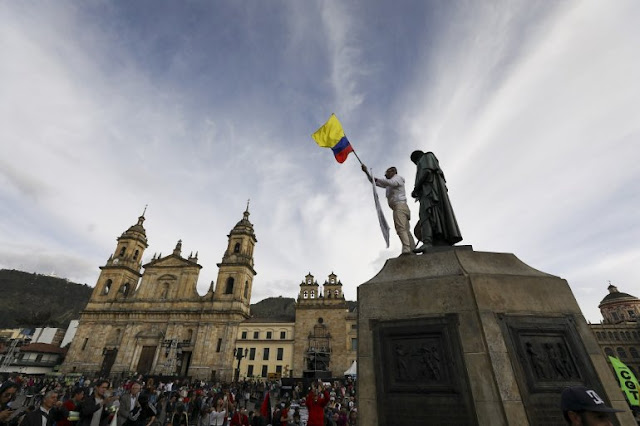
[213,204,257,315]
[91,210,148,301]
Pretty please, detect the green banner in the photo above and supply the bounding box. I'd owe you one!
[609,356,640,406]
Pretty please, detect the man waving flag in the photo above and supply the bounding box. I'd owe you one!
[311,114,390,247]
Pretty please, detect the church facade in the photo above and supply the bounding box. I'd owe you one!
[61,209,257,381]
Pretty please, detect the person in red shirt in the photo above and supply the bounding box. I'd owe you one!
[305,384,330,426]
[230,407,249,426]
[58,387,85,426]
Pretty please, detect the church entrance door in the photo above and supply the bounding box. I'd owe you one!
[100,349,118,377]
[136,346,156,374]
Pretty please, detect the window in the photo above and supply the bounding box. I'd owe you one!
[234,243,241,253]
[247,365,254,377]
[121,283,130,297]
[351,338,358,351]
[254,331,259,339]
[244,281,249,298]
[103,279,112,295]
[241,331,247,339]
[263,348,270,360]
[261,365,268,377]
[303,291,308,299]
[630,310,637,318]
[334,289,339,297]
[604,347,614,357]
[280,331,286,339]
[266,332,272,340]
[82,338,89,351]
[225,277,234,294]
[276,365,282,374]
[249,348,256,360]
[630,347,639,358]
[277,348,284,361]
[612,312,620,322]
[310,290,315,299]
[119,247,126,257]
[351,324,358,330]
[617,347,627,358]
[133,250,139,260]
[216,338,222,353]
[35,354,43,362]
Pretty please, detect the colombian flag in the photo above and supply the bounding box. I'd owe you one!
[312,114,354,163]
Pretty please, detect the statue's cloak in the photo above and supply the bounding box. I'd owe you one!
[414,152,462,245]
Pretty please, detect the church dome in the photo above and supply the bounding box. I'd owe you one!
[599,284,638,307]
[598,284,640,324]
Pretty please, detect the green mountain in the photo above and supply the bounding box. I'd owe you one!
[0,269,93,329]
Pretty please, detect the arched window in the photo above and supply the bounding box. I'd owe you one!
[119,247,126,257]
[225,277,234,294]
[310,290,315,299]
[327,291,332,299]
[334,289,339,297]
[604,347,614,357]
[617,347,627,359]
[234,243,241,253]
[186,329,193,343]
[630,347,639,358]
[244,281,249,298]
[133,250,139,260]
[121,283,130,297]
[104,279,112,295]
[303,291,308,299]
[608,332,614,340]
[595,332,601,339]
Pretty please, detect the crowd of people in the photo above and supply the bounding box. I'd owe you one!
[0,374,357,426]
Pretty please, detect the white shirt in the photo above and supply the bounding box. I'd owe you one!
[209,410,226,426]
[374,175,408,207]
[90,398,104,426]
[39,407,50,426]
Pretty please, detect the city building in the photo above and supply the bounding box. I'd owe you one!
[61,207,257,381]
[590,284,640,377]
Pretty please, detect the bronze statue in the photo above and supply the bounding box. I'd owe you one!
[410,150,462,253]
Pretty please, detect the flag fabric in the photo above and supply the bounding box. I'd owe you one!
[368,167,390,247]
[260,390,272,422]
[609,356,640,406]
[311,114,354,163]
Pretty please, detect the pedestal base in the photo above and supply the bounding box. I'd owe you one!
[357,247,634,425]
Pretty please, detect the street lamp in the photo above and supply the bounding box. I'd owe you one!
[234,347,249,383]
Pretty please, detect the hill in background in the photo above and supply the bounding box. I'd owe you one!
[0,269,93,329]
[0,269,357,329]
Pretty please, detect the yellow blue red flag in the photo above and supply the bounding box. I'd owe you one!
[311,114,354,163]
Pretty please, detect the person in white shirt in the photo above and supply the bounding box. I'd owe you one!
[362,165,416,255]
[208,398,227,426]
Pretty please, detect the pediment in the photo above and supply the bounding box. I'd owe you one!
[143,254,201,269]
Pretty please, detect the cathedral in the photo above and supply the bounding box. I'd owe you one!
[61,208,357,381]
[61,208,257,381]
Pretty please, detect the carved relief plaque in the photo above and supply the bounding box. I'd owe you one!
[372,315,477,425]
[500,315,620,426]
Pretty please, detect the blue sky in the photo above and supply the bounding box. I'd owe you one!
[1,1,639,323]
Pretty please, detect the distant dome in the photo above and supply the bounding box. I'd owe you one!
[599,284,638,307]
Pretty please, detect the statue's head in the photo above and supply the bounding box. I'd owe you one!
[410,150,424,164]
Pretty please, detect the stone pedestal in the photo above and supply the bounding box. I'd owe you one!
[357,247,635,425]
